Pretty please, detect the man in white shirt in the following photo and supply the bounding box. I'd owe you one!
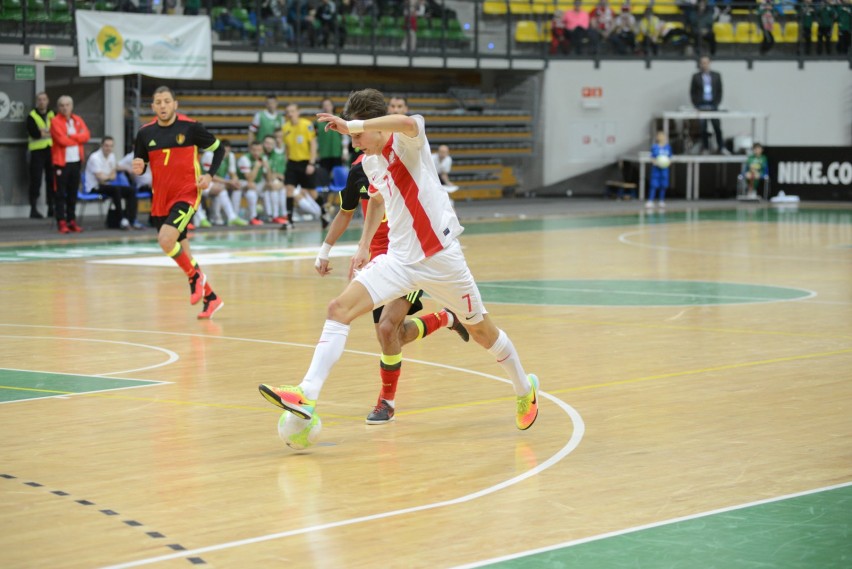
[431,144,459,193]
[259,88,540,435]
[85,136,141,230]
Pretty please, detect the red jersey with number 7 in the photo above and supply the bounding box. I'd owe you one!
[134,114,220,216]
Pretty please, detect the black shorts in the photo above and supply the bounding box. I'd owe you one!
[150,201,196,241]
[372,290,424,324]
[284,160,316,190]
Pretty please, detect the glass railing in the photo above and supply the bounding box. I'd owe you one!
[3,0,850,63]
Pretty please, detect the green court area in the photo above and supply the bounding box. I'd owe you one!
[0,369,166,403]
[1,208,850,263]
[485,483,852,569]
[478,279,812,307]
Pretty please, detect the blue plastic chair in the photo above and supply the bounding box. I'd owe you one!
[328,165,349,192]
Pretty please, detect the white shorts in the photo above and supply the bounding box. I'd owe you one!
[354,240,487,324]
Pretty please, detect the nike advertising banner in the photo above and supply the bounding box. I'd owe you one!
[769,146,852,201]
[75,10,212,80]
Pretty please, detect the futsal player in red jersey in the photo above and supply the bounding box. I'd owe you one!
[132,86,226,319]
[313,151,469,424]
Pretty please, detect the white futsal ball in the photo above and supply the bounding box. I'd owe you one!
[655,155,671,169]
[278,413,322,450]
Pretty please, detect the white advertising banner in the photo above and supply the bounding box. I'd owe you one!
[75,10,212,79]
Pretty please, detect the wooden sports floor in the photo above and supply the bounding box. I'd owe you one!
[1,200,851,568]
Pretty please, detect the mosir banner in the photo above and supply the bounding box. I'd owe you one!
[76,10,212,80]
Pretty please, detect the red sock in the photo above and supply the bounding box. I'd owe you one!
[379,354,402,401]
[169,243,197,277]
[411,311,449,340]
[203,282,213,296]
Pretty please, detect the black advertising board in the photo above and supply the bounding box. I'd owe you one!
[768,146,852,200]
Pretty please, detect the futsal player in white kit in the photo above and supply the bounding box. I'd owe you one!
[258,88,540,432]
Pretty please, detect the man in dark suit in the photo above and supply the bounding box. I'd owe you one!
[690,56,728,154]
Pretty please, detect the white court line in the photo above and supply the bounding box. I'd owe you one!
[450,480,852,569]
[0,335,180,376]
[0,366,172,405]
[617,226,852,263]
[0,323,585,569]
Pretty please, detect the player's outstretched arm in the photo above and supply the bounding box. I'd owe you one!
[316,113,418,138]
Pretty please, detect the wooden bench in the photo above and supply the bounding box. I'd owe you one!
[605,180,638,200]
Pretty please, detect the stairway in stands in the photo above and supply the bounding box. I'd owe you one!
[140,90,532,201]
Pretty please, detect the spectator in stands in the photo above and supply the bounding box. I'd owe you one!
[589,0,615,53]
[248,94,283,147]
[215,0,248,40]
[815,0,838,54]
[50,95,90,234]
[550,9,570,55]
[288,0,317,47]
[282,102,325,229]
[401,0,424,51]
[638,6,664,55]
[758,0,776,54]
[563,0,591,54]
[237,140,267,225]
[610,4,638,54]
[797,0,816,55]
[118,151,152,195]
[741,142,768,199]
[85,136,142,230]
[838,0,851,55]
[261,134,289,224]
[262,0,294,46]
[315,97,347,178]
[26,91,54,219]
[317,0,345,47]
[432,144,458,193]
[688,0,716,55]
[689,56,727,154]
[646,130,672,208]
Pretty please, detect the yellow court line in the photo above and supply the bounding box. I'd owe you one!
[8,348,849,421]
[0,385,73,394]
[498,313,852,341]
[548,347,852,395]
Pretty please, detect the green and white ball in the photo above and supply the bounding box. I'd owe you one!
[278,413,322,450]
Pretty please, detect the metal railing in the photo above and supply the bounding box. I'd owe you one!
[2,0,850,66]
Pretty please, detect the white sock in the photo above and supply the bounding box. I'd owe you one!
[299,320,351,400]
[277,189,287,217]
[246,190,259,219]
[217,192,237,221]
[487,329,528,396]
[298,194,322,217]
[231,189,243,218]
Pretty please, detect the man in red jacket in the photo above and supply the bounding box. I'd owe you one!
[50,95,91,234]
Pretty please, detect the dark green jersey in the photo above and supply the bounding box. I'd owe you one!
[315,121,343,159]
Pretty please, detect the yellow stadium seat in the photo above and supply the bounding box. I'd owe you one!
[809,22,839,41]
[532,0,556,14]
[771,22,783,42]
[515,20,541,42]
[735,22,760,43]
[631,2,648,14]
[483,0,508,15]
[783,21,799,43]
[509,1,534,15]
[653,1,680,15]
[713,21,734,43]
